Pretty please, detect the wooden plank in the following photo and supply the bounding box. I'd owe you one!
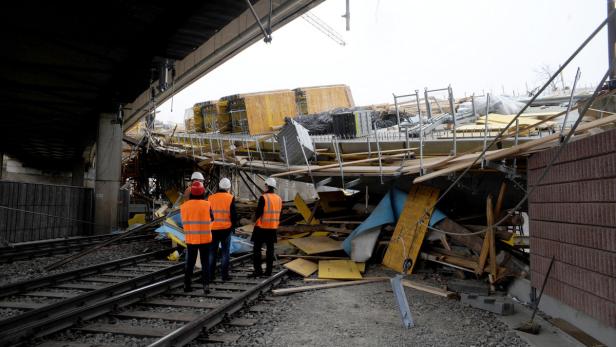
[317,260,362,280]
[145,298,218,309]
[382,185,440,273]
[271,153,409,177]
[294,193,320,225]
[401,280,456,298]
[0,301,43,310]
[283,258,318,277]
[113,310,200,322]
[22,291,79,298]
[79,323,173,337]
[487,195,497,280]
[272,278,387,295]
[494,182,507,217]
[415,114,616,183]
[288,236,343,255]
[356,262,366,273]
[279,254,349,260]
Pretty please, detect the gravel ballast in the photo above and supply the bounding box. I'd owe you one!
[0,240,170,286]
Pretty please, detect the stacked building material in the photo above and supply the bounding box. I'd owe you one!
[332,110,372,138]
[295,85,355,115]
[224,90,298,135]
[183,107,198,133]
[194,100,230,133]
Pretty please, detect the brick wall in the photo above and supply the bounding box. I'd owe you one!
[528,128,616,328]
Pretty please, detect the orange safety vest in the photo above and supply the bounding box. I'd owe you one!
[255,193,282,229]
[208,192,234,230]
[180,200,212,244]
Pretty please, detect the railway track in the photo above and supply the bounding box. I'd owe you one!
[0,231,159,263]
[0,254,288,347]
[0,248,181,332]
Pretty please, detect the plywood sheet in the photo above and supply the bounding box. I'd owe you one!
[318,260,362,280]
[301,85,354,114]
[382,185,440,274]
[288,236,343,255]
[243,90,298,135]
[283,258,318,277]
[294,193,319,225]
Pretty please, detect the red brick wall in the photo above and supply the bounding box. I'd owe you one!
[528,128,616,328]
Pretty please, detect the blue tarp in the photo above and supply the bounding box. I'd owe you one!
[342,188,445,255]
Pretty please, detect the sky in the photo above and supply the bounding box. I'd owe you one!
[156,0,607,123]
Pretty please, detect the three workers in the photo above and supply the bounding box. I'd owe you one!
[180,172,282,290]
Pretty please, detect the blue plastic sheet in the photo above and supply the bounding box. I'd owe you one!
[342,188,408,254]
[342,188,445,255]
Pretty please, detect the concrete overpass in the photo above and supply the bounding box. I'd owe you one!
[0,0,323,232]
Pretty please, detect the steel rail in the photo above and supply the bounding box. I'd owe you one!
[0,256,183,332]
[149,268,289,347]
[0,254,252,346]
[0,233,158,263]
[0,248,176,298]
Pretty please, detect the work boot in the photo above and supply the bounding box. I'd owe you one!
[184,285,193,292]
[222,275,232,282]
[203,285,210,295]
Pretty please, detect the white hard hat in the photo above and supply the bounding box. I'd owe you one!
[191,172,204,181]
[265,177,277,189]
[219,177,231,190]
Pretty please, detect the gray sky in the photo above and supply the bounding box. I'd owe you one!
[156,0,607,123]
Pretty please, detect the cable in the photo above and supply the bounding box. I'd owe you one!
[419,64,612,238]
[430,9,616,210]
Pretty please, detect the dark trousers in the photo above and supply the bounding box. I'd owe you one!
[185,243,210,288]
[208,229,232,281]
[252,226,276,275]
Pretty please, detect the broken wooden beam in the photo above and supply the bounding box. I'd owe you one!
[271,278,387,295]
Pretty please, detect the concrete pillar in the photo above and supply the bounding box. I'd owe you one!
[94,113,123,234]
[71,160,85,187]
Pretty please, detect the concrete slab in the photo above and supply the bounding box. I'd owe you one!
[497,303,583,347]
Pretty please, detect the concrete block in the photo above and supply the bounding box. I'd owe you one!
[460,293,515,316]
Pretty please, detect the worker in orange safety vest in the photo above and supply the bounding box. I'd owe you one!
[250,177,282,277]
[207,177,237,282]
[180,180,213,293]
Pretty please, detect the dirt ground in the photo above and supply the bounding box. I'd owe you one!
[205,266,527,347]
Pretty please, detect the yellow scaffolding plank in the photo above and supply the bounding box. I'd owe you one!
[382,185,440,274]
